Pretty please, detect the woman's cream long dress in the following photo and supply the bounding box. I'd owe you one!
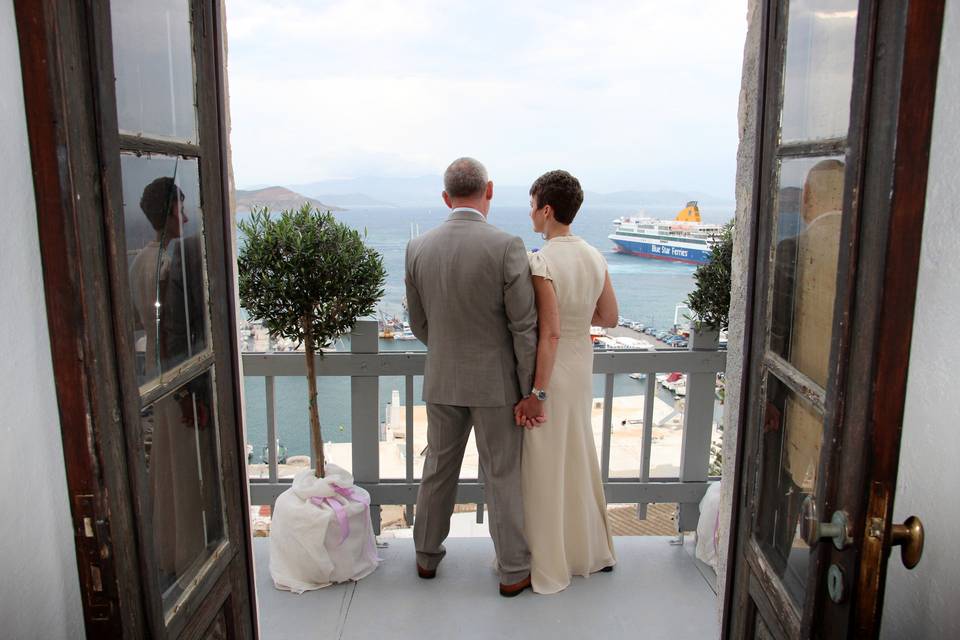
[522,235,617,594]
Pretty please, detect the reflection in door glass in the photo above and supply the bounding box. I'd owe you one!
[768,156,844,389]
[755,374,822,608]
[142,371,225,605]
[122,154,208,385]
[111,0,197,142]
[780,0,858,143]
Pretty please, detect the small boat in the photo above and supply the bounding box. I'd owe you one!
[394,322,418,341]
[660,372,685,391]
[629,372,647,381]
[261,440,288,464]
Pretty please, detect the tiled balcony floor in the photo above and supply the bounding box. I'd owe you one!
[253,534,719,640]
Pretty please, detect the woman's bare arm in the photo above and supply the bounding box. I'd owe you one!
[591,271,619,328]
[531,275,561,391]
[515,275,560,426]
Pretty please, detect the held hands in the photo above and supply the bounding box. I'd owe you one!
[514,396,546,429]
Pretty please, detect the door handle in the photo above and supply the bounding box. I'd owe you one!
[890,516,924,569]
[801,496,853,550]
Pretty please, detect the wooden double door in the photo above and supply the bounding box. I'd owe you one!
[724,1,945,637]
[17,0,949,638]
[16,0,256,637]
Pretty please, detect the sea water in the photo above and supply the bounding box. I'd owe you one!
[241,204,733,458]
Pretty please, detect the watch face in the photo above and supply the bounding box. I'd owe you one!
[536,390,547,400]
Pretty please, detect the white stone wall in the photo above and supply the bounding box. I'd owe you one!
[0,1,85,636]
[880,0,960,636]
[716,0,762,616]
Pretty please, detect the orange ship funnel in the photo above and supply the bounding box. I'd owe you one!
[674,201,701,223]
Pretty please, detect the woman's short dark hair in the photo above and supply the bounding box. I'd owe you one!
[140,177,184,231]
[529,170,584,225]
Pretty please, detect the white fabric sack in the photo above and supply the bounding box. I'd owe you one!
[269,463,380,593]
[695,480,722,570]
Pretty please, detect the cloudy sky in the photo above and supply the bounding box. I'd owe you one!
[226,1,747,197]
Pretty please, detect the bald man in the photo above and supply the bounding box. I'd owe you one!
[404,157,538,596]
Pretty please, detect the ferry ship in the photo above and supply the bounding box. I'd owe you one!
[608,201,723,265]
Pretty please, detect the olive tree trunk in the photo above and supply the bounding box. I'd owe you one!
[303,317,325,478]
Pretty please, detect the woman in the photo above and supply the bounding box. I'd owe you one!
[514,169,619,594]
[129,176,206,589]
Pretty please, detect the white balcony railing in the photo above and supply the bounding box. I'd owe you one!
[243,319,725,533]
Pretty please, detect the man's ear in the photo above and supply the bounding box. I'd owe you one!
[485,181,494,200]
[442,191,452,208]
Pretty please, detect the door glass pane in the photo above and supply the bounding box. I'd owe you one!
[142,370,225,606]
[755,374,823,608]
[122,154,209,386]
[111,0,197,142]
[753,614,777,640]
[769,156,844,389]
[781,0,858,143]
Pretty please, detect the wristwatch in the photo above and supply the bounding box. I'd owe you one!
[530,387,547,401]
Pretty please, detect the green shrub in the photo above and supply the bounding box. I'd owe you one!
[687,220,734,331]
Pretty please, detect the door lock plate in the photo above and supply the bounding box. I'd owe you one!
[827,564,846,603]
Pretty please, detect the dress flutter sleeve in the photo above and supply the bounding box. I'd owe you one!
[528,251,553,280]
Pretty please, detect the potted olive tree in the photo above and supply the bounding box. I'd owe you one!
[686,220,733,347]
[239,204,386,593]
[686,221,733,525]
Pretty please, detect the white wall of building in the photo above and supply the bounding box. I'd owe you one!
[881,0,960,636]
[716,0,761,615]
[0,1,85,637]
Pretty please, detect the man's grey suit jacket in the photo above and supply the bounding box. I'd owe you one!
[404,208,538,407]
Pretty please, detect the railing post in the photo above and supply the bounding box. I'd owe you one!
[600,374,614,481]
[404,375,415,526]
[265,376,278,484]
[637,373,656,520]
[677,327,719,531]
[351,318,381,533]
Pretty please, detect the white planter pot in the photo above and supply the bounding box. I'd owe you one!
[690,326,720,350]
[269,463,380,593]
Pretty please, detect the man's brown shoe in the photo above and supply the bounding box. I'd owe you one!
[417,564,436,580]
[499,574,532,597]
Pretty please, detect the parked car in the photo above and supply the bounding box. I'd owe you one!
[644,327,657,336]
[657,331,671,341]
[672,339,688,348]
[618,316,630,327]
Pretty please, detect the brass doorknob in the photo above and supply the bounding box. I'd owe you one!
[890,516,924,569]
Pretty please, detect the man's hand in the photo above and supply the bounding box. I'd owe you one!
[514,396,546,429]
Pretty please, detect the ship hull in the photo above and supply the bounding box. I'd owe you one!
[608,234,711,265]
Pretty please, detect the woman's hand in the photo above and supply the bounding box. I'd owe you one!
[514,397,546,429]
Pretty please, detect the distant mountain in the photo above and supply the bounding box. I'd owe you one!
[288,175,442,207]
[234,186,344,214]
[582,189,733,207]
[285,175,733,209]
[313,193,396,208]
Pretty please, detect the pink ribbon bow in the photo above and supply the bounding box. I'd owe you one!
[309,483,381,563]
[310,483,369,544]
